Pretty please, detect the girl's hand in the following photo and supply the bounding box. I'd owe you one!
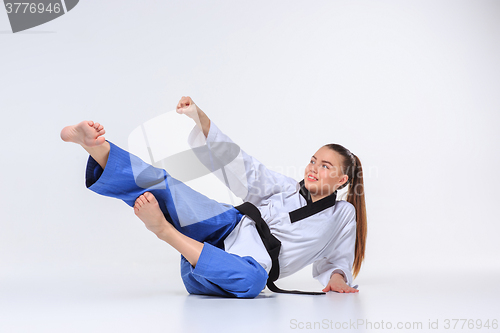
[176,96,200,119]
[322,273,359,293]
[175,96,211,138]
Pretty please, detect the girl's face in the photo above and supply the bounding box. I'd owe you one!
[304,146,348,202]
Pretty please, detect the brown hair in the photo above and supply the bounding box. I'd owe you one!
[324,144,367,279]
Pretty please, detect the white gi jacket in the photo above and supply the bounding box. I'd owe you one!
[188,122,357,288]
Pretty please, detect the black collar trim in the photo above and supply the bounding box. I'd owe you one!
[289,180,337,223]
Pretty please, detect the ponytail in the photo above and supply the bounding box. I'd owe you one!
[324,145,367,279]
[345,154,366,278]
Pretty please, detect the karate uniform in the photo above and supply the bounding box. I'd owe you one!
[188,123,357,288]
[84,122,356,298]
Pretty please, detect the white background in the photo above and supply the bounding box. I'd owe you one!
[1,1,499,332]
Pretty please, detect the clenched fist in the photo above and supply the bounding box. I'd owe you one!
[176,96,211,138]
[176,96,201,120]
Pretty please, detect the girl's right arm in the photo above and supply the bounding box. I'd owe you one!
[177,96,297,205]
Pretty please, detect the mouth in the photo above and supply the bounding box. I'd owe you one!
[307,175,318,181]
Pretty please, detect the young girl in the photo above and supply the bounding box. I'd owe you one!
[60,96,367,298]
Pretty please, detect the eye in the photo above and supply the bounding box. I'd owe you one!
[310,160,315,164]
[322,165,329,169]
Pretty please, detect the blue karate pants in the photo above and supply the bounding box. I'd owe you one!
[85,141,268,298]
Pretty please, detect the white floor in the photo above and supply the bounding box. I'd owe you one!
[2,263,498,333]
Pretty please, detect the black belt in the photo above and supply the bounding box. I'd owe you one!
[234,202,325,296]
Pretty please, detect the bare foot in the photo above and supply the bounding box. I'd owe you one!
[134,192,173,235]
[60,121,106,147]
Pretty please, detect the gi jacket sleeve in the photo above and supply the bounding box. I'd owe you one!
[187,121,297,205]
[312,209,357,287]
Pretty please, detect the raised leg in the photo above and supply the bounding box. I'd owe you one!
[62,121,267,297]
[84,139,242,249]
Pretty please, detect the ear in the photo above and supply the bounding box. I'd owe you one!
[339,175,349,186]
